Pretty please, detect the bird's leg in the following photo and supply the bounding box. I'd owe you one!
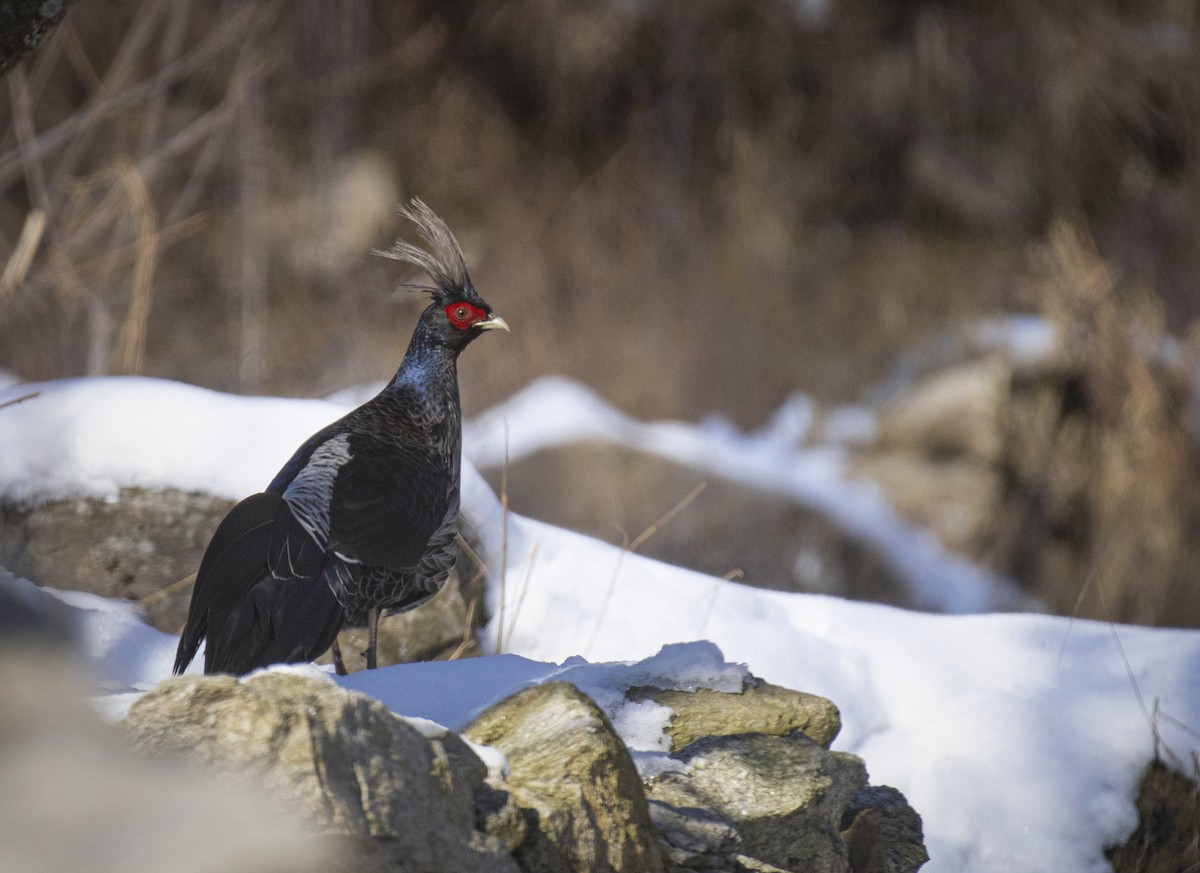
[331,638,348,676]
[367,605,380,670]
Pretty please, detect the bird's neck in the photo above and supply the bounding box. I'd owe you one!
[389,318,459,395]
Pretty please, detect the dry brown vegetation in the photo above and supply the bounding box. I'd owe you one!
[2,0,1199,628]
[987,225,1200,627]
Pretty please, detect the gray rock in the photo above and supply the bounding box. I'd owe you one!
[628,677,841,751]
[647,799,741,870]
[0,487,487,669]
[732,857,795,873]
[629,672,925,872]
[0,565,76,643]
[646,732,869,873]
[478,442,908,604]
[0,630,331,873]
[0,488,231,633]
[839,786,929,873]
[123,672,518,873]
[463,681,666,873]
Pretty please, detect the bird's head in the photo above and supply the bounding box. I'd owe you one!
[375,198,509,351]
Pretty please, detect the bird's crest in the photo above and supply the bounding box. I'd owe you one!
[375,198,473,301]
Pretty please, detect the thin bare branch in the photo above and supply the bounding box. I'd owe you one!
[503,542,539,652]
[0,4,267,187]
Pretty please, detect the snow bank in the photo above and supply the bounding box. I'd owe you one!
[2,375,1198,873]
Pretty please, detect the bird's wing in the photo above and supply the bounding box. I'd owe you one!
[326,449,454,571]
[173,491,344,675]
[277,431,353,546]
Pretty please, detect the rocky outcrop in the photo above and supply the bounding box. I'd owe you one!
[0,487,486,668]
[2,528,929,873]
[463,681,667,873]
[627,679,926,873]
[111,647,927,873]
[454,666,926,873]
[852,360,1005,560]
[123,671,519,873]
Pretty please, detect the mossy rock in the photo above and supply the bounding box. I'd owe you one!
[627,677,841,751]
[464,681,666,873]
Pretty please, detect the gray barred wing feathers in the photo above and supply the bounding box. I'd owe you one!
[280,433,352,546]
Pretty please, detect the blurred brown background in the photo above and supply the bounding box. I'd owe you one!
[2,1,1199,626]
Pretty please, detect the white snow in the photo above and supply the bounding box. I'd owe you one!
[464,376,1035,615]
[2,374,1198,873]
[0,376,345,503]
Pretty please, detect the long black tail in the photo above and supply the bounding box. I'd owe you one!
[174,492,345,675]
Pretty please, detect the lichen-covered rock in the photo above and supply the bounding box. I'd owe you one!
[839,786,929,873]
[123,672,518,873]
[628,677,841,751]
[463,681,666,873]
[646,732,868,873]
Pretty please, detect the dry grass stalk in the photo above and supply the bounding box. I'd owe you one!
[495,428,510,655]
[112,161,157,374]
[696,567,744,640]
[583,480,707,656]
[448,594,480,661]
[499,542,540,655]
[0,208,44,297]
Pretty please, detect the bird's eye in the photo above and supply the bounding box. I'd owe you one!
[444,302,482,330]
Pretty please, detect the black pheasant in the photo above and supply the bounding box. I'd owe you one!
[174,198,507,675]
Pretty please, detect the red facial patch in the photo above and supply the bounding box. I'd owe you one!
[444,302,488,331]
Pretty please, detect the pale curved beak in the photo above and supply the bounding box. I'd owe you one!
[477,314,510,332]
